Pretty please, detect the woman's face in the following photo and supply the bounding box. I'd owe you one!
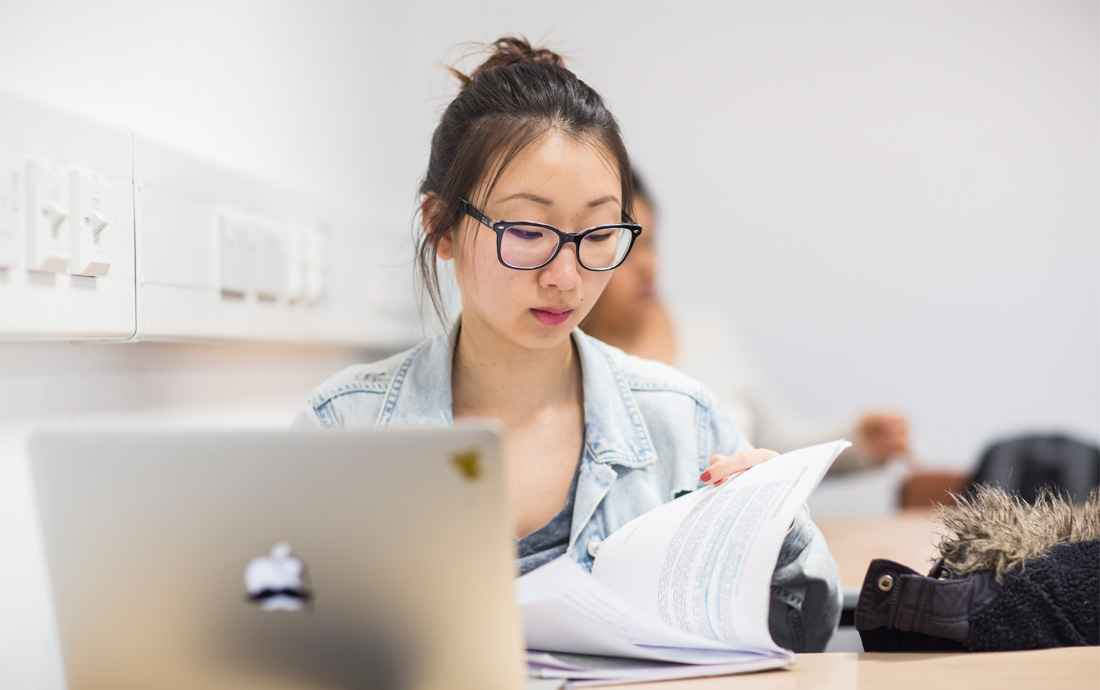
[440,132,622,352]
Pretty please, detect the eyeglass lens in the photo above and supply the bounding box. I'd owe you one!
[500,225,633,269]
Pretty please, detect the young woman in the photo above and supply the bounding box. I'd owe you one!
[295,37,841,652]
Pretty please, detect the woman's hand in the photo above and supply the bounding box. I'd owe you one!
[700,448,780,487]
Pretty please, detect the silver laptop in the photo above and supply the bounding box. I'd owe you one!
[30,427,529,690]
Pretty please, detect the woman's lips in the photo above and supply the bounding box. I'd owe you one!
[531,308,573,326]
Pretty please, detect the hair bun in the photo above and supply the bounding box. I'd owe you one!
[451,36,566,86]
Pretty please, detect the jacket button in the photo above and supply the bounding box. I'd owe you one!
[877,574,894,592]
[587,538,603,558]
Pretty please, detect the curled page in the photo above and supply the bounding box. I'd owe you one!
[591,439,850,652]
[517,556,744,658]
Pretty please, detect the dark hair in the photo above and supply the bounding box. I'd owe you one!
[630,169,658,216]
[415,36,633,326]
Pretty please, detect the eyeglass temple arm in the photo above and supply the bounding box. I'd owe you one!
[460,200,495,229]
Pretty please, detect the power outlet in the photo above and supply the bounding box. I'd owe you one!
[69,168,111,276]
[24,158,70,273]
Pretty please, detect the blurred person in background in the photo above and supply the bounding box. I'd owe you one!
[581,172,910,474]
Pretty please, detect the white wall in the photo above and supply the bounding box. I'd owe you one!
[387,0,1099,467]
[7,1,1094,464]
[1,1,1097,686]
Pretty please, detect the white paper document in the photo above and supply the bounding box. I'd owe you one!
[526,650,790,686]
[516,439,850,684]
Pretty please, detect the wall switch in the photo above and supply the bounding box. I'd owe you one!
[69,168,112,276]
[24,158,70,273]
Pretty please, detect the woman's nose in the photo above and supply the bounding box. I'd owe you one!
[539,244,581,291]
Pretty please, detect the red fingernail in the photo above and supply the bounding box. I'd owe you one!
[700,471,712,483]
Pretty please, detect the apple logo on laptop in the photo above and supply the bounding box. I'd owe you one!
[244,542,312,612]
[451,448,482,480]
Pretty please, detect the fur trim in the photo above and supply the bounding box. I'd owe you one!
[934,485,1099,581]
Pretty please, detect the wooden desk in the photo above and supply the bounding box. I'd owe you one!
[601,515,1099,688]
[816,510,943,588]
[605,647,1100,689]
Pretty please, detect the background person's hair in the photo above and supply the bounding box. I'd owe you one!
[630,169,657,216]
[415,36,634,327]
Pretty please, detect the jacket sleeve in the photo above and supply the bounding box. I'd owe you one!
[292,402,327,428]
[706,398,843,653]
[769,504,843,651]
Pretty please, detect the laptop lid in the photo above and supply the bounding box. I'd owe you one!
[30,427,526,690]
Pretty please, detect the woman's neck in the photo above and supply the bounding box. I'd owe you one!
[451,320,582,424]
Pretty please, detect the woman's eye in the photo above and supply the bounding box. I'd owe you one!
[585,230,614,243]
[505,227,545,241]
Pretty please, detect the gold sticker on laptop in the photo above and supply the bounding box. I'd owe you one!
[451,449,482,480]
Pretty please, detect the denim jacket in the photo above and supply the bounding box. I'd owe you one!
[294,327,842,652]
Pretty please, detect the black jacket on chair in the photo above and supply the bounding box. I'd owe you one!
[856,538,1099,651]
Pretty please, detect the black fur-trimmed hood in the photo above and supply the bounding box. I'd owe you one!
[935,485,1099,581]
[856,486,1100,652]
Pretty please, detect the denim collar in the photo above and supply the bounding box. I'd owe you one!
[378,321,657,468]
[573,329,658,468]
[375,333,455,428]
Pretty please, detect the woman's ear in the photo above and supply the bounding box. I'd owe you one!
[422,194,455,261]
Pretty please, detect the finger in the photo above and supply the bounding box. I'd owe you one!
[701,449,779,484]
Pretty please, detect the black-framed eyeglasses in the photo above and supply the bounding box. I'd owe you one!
[460,199,643,271]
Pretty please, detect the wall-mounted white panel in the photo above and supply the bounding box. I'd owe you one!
[0,91,136,341]
[135,135,417,348]
[0,92,419,348]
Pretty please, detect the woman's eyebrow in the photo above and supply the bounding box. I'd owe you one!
[497,192,553,205]
[495,192,622,208]
[586,195,619,208]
